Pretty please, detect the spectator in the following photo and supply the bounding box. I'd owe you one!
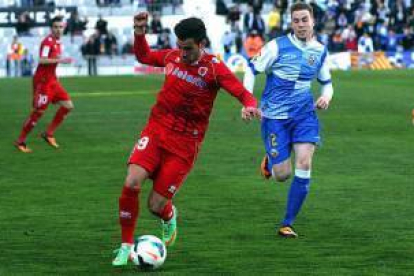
[216,0,228,16]
[389,0,406,33]
[226,4,241,28]
[243,30,264,59]
[336,12,348,29]
[408,7,414,29]
[386,29,402,52]
[233,25,243,54]
[248,0,263,14]
[7,36,24,77]
[317,28,329,46]
[15,12,33,36]
[358,32,374,67]
[401,26,414,50]
[358,32,375,53]
[21,49,34,77]
[104,32,118,55]
[122,39,134,55]
[376,20,389,50]
[95,15,108,36]
[330,29,345,52]
[150,13,163,34]
[65,11,88,37]
[243,6,265,37]
[81,33,100,76]
[267,4,281,39]
[221,30,235,61]
[171,0,181,15]
[342,25,358,51]
[156,28,172,49]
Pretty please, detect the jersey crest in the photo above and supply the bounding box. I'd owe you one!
[198,67,208,77]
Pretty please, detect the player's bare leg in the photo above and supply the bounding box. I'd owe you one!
[42,100,74,149]
[148,191,177,247]
[279,143,314,238]
[15,109,45,153]
[113,164,149,267]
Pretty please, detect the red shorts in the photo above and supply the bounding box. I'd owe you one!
[33,78,70,110]
[128,122,200,199]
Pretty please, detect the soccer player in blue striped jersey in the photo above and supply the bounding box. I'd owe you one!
[243,2,334,238]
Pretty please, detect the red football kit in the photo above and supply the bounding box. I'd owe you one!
[33,35,69,110]
[129,34,257,199]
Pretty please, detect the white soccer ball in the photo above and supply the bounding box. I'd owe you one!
[130,235,167,270]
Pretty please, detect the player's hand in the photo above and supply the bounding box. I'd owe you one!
[59,57,73,64]
[241,107,261,121]
[134,12,148,35]
[315,95,331,110]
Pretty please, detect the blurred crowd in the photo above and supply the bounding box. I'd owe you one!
[4,0,414,76]
[219,0,414,60]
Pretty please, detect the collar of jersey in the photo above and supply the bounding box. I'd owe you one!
[289,33,317,50]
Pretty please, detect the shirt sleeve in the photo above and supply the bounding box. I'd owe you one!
[214,58,257,108]
[317,50,332,85]
[317,49,334,98]
[248,39,278,74]
[39,41,51,58]
[134,34,172,67]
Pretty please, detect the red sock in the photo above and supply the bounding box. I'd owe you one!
[46,106,71,136]
[17,110,44,143]
[159,200,173,221]
[119,186,139,244]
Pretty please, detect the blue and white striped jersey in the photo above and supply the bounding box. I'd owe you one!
[248,33,332,119]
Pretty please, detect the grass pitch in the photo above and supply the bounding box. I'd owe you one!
[0,70,413,275]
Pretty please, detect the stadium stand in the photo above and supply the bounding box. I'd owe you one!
[1,0,414,77]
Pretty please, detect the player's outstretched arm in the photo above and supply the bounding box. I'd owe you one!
[39,57,72,64]
[214,60,260,121]
[133,12,169,67]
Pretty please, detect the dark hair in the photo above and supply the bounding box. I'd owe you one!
[174,17,206,43]
[50,16,63,27]
[290,2,314,17]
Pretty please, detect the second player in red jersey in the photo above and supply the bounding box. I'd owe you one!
[112,13,261,266]
[15,16,73,153]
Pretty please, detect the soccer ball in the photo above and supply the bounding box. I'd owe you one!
[130,235,167,270]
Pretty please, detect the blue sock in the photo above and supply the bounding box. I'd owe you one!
[282,173,310,226]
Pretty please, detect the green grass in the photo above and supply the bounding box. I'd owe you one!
[0,70,414,275]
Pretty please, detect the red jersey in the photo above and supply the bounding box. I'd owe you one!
[34,35,62,81]
[134,34,257,142]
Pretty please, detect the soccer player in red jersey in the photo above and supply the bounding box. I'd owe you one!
[14,16,73,153]
[112,13,261,266]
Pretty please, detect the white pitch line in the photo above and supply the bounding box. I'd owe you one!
[71,90,154,97]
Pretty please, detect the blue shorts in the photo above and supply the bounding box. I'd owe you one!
[261,112,320,165]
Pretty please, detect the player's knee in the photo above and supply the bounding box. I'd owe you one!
[296,158,312,171]
[124,174,142,190]
[273,171,291,182]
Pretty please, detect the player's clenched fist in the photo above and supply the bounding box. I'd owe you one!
[241,107,261,121]
[134,12,148,35]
